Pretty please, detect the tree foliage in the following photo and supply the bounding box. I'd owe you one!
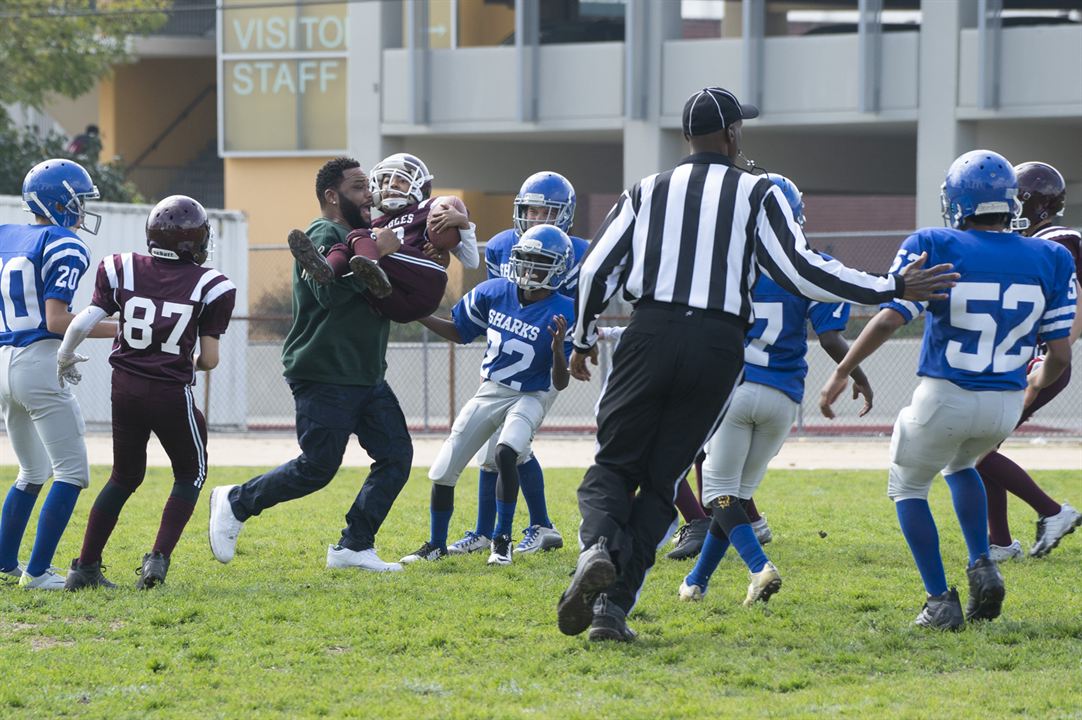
[0,0,168,108]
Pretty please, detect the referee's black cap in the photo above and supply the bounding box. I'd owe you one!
[681,87,759,137]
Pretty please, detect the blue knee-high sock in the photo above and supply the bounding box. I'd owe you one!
[685,529,730,589]
[517,457,551,528]
[944,468,991,566]
[430,509,453,550]
[474,469,497,539]
[494,500,517,538]
[896,498,948,596]
[0,486,40,572]
[26,482,81,577]
[728,524,769,573]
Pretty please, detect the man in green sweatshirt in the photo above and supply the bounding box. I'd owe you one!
[207,157,413,572]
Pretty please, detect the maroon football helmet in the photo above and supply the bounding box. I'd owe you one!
[1015,162,1066,229]
[146,195,212,264]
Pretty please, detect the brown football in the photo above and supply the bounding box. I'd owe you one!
[426,195,468,250]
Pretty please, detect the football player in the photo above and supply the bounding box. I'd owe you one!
[447,172,586,558]
[288,153,479,324]
[977,162,1082,560]
[679,174,872,605]
[401,224,574,566]
[820,150,1076,630]
[60,196,235,589]
[0,159,115,590]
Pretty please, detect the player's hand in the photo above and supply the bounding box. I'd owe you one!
[1023,355,1044,407]
[819,369,849,419]
[851,376,874,417]
[57,351,88,388]
[423,241,451,268]
[374,228,401,257]
[549,314,568,353]
[898,252,960,302]
[570,346,598,382]
[428,207,469,233]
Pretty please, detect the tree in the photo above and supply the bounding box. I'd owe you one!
[0,1,168,108]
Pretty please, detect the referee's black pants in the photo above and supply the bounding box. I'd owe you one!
[578,302,745,613]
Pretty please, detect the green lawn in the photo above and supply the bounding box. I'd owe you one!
[1,466,1080,719]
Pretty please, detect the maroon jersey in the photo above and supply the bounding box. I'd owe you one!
[91,252,236,385]
[371,198,437,252]
[1034,225,1082,282]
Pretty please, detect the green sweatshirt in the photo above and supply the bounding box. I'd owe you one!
[281,217,390,386]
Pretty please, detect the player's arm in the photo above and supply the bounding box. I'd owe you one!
[195,336,220,371]
[417,314,465,344]
[45,299,117,338]
[549,314,570,391]
[1070,276,1082,346]
[817,329,873,417]
[56,304,113,387]
[819,308,905,418]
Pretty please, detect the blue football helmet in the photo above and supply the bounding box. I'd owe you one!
[940,150,1027,231]
[766,173,805,226]
[509,224,573,291]
[22,158,101,234]
[514,171,576,235]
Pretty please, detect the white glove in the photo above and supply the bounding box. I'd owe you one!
[57,351,89,388]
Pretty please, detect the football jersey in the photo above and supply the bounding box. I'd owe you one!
[452,277,574,392]
[744,273,849,403]
[883,228,1077,391]
[372,198,438,252]
[0,223,91,347]
[91,252,236,385]
[1032,225,1082,280]
[485,228,589,299]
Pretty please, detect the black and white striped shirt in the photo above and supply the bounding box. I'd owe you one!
[573,152,903,349]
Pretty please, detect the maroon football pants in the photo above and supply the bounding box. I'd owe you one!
[370,245,448,323]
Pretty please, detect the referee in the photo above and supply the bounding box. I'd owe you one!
[557,86,960,642]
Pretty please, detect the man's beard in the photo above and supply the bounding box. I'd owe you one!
[339,196,371,229]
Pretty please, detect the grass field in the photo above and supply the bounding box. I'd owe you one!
[1,465,1080,719]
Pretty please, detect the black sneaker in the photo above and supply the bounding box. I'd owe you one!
[557,537,617,636]
[64,559,117,591]
[399,541,447,564]
[348,255,393,299]
[666,518,710,560]
[287,229,335,285]
[487,534,513,566]
[135,551,170,590]
[588,593,637,642]
[965,556,1005,622]
[914,587,964,631]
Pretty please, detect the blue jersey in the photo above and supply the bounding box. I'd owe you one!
[0,224,91,347]
[485,228,589,299]
[452,278,574,392]
[744,273,849,403]
[884,227,1077,392]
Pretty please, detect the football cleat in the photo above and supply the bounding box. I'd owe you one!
[208,485,244,564]
[915,587,965,631]
[988,539,1024,563]
[19,567,66,591]
[488,534,514,566]
[1029,503,1081,558]
[348,255,393,299]
[136,551,170,590]
[742,562,782,607]
[965,556,1005,622]
[557,537,616,636]
[63,559,116,591]
[447,531,491,555]
[516,525,563,554]
[287,229,335,285]
[1,563,24,584]
[751,516,773,545]
[666,518,710,560]
[587,593,637,643]
[327,545,402,572]
[400,541,447,564]
[678,579,707,602]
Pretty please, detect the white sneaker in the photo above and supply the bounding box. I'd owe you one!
[751,517,773,545]
[988,539,1024,563]
[743,562,782,607]
[487,534,513,566]
[448,531,491,555]
[326,545,402,572]
[208,485,244,564]
[515,525,564,554]
[1030,503,1082,558]
[19,567,66,590]
[678,579,706,602]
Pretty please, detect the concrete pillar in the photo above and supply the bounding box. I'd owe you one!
[915,0,976,228]
[348,0,402,169]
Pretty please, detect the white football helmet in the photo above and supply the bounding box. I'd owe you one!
[370,153,433,212]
